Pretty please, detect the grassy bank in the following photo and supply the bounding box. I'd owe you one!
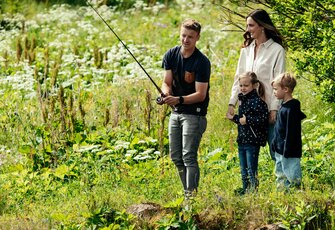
[0,1,334,229]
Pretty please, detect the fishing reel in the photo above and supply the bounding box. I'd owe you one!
[156,96,164,105]
[156,94,176,110]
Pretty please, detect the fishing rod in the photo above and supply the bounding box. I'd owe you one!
[86,1,164,99]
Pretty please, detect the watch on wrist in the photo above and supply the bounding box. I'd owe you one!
[179,96,184,104]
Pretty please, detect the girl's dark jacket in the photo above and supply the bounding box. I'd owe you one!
[271,99,306,158]
[232,89,269,146]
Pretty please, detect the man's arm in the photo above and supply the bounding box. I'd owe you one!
[161,69,173,96]
[183,82,208,104]
[163,81,208,106]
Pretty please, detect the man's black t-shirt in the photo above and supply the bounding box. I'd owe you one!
[162,45,211,116]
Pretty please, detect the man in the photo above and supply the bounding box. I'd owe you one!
[158,19,211,199]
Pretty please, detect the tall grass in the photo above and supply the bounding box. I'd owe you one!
[0,1,334,229]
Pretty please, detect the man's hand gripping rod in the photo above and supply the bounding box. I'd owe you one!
[86,1,165,104]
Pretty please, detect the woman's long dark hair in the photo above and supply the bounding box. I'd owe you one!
[243,9,284,48]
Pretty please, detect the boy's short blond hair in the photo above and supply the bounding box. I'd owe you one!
[272,72,297,92]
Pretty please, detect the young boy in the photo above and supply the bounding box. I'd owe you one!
[271,73,306,190]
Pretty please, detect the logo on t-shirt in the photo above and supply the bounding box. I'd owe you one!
[184,71,195,83]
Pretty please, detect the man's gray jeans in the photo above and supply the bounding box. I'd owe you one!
[169,113,207,192]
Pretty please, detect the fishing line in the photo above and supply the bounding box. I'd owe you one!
[86,1,163,95]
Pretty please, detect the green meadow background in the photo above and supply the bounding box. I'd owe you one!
[0,0,334,229]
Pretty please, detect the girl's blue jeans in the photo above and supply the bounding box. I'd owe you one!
[238,144,260,191]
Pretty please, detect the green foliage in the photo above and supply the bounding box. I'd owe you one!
[276,200,332,229]
[0,1,334,229]
[0,0,175,16]
[302,117,335,190]
[267,0,335,105]
[84,205,135,229]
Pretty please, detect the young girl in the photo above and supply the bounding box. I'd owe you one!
[226,71,269,195]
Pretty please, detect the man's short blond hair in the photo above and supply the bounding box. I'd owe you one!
[182,19,201,34]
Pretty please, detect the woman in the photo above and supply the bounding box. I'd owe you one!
[227,9,285,161]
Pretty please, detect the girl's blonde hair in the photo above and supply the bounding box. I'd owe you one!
[239,71,265,100]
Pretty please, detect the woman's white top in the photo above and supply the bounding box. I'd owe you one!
[229,38,285,111]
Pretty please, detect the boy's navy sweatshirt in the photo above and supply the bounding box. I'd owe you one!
[271,99,306,158]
